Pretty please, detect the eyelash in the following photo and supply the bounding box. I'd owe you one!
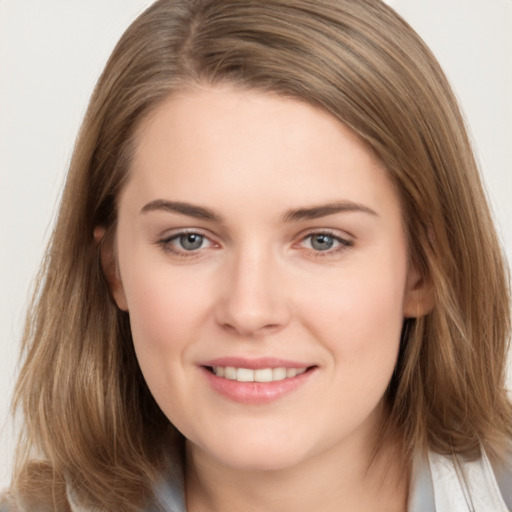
[156,229,353,259]
[297,230,353,258]
[156,230,215,258]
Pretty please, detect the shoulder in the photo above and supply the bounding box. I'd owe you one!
[493,449,512,511]
[149,463,186,512]
[0,494,17,512]
[0,495,17,512]
[0,493,70,512]
[416,449,512,512]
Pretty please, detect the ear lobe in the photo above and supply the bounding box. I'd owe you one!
[94,226,128,311]
[402,265,434,319]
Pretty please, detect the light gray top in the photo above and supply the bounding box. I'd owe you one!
[146,448,512,512]
[2,448,511,511]
[408,449,512,511]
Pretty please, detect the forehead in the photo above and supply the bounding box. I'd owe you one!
[134,86,377,164]
[123,85,399,220]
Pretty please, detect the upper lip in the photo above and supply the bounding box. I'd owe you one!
[199,357,313,370]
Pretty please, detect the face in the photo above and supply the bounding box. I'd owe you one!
[107,86,428,472]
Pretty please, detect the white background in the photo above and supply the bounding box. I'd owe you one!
[1,0,511,488]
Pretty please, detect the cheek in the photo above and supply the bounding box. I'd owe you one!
[125,269,210,352]
[299,252,407,371]
[116,244,212,380]
[120,267,212,420]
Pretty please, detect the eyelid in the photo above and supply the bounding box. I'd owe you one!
[156,228,220,257]
[297,227,354,242]
[154,227,353,258]
[159,227,201,240]
[295,228,354,254]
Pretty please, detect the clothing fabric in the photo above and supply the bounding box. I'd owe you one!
[2,449,510,511]
[408,449,512,511]
[146,449,512,512]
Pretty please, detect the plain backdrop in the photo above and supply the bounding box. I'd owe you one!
[1,0,511,489]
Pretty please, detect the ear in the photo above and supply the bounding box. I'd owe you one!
[402,263,434,319]
[94,226,128,311]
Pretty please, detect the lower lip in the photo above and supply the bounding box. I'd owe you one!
[201,367,315,405]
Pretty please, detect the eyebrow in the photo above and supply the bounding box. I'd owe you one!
[140,200,222,222]
[282,201,378,222]
[140,199,378,223]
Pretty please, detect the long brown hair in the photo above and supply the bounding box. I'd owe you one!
[5,0,511,510]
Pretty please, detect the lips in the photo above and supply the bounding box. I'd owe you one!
[200,358,316,404]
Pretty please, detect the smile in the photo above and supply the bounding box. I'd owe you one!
[211,366,308,382]
[201,360,316,404]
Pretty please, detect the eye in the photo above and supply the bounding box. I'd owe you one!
[300,231,353,254]
[176,233,206,251]
[309,233,336,251]
[157,230,215,256]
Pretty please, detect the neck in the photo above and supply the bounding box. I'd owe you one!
[184,430,409,512]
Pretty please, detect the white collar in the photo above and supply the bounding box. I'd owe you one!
[408,448,512,511]
[66,447,512,512]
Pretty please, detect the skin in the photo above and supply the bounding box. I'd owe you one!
[101,85,431,511]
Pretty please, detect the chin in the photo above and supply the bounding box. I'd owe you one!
[192,432,310,472]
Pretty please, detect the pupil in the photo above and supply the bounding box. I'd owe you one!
[180,234,203,250]
[312,234,334,251]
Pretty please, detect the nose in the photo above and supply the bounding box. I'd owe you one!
[214,247,291,337]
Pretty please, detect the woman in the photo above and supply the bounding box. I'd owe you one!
[2,0,511,510]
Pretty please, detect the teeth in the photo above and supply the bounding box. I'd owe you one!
[212,366,308,382]
[254,368,273,382]
[237,368,254,382]
[224,366,237,380]
[286,368,297,378]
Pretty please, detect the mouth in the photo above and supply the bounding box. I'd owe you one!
[200,360,317,404]
[199,357,317,403]
[205,365,311,382]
